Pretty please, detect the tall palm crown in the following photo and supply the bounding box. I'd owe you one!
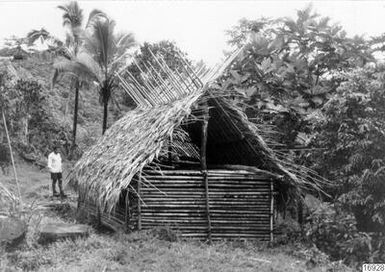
[58,1,83,32]
[53,15,136,133]
[58,1,84,57]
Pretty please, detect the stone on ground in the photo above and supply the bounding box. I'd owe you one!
[0,215,27,249]
[38,222,90,245]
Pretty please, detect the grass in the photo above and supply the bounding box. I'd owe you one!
[0,162,353,272]
[1,229,351,272]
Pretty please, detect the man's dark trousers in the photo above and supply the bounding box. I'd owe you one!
[51,172,64,196]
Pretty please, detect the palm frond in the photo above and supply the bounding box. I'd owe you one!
[77,51,103,81]
[52,58,100,88]
[85,9,107,28]
[87,18,116,69]
[57,1,83,28]
[113,32,136,59]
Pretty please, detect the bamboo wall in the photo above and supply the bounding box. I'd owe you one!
[80,169,275,241]
[140,169,274,240]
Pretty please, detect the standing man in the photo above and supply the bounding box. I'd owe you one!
[47,145,66,197]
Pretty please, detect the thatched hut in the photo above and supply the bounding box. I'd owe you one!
[69,49,322,241]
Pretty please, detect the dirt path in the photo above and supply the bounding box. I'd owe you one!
[1,160,73,202]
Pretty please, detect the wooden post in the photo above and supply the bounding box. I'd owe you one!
[298,199,304,235]
[2,110,22,205]
[138,174,142,231]
[168,137,172,165]
[72,80,79,147]
[270,180,274,242]
[125,189,130,232]
[97,205,102,227]
[77,192,81,210]
[201,104,212,243]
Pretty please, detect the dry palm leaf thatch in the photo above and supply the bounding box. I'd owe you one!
[68,90,203,210]
[68,46,328,212]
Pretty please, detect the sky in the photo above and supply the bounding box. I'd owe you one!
[0,0,384,65]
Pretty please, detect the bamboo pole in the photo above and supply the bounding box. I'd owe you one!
[125,189,130,232]
[138,173,142,231]
[132,59,164,105]
[2,110,22,205]
[122,73,149,107]
[148,49,185,97]
[97,205,102,227]
[116,73,143,107]
[157,56,189,94]
[270,180,274,242]
[141,61,173,103]
[125,71,155,107]
[176,51,203,89]
[200,103,211,243]
[145,61,176,101]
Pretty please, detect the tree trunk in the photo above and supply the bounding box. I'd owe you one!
[102,98,108,135]
[72,80,79,147]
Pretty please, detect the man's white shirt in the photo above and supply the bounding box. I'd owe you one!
[48,152,62,173]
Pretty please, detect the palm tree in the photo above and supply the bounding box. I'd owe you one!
[55,1,105,146]
[53,16,136,134]
[56,1,83,148]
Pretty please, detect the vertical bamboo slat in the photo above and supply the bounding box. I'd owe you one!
[138,174,142,231]
[203,170,212,242]
[201,104,212,243]
[84,169,275,240]
[125,190,129,231]
[97,204,102,227]
[270,180,274,242]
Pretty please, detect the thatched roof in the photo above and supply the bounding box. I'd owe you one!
[68,88,324,211]
[68,48,326,211]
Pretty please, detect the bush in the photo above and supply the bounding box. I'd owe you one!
[306,202,385,267]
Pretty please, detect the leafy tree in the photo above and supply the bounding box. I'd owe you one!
[127,41,190,79]
[222,6,374,148]
[53,15,136,134]
[310,67,385,232]
[13,79,45,144]
[221,7,379,229]
[3,36,29,59]
[0,72,12,113]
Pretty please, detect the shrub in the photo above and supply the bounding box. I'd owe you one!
[306,202,385,267]
[310,68,385,231]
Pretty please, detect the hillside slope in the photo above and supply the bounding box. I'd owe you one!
[0,54,129,159]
